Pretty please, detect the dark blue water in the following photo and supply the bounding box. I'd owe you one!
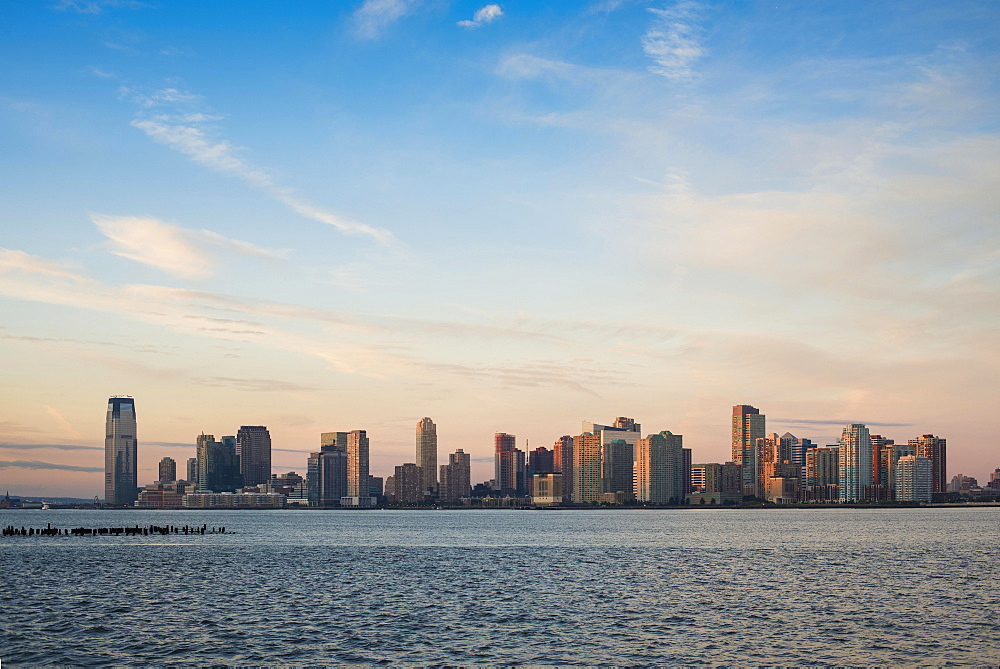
[2,508,998,666]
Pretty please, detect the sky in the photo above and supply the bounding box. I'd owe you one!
[1,0,998,498]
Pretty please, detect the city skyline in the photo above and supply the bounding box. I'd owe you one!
[2,2,998,497]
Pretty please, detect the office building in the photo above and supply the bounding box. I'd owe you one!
[532,473,563,506]
[186,457,197,484]
[582,418,641,503]
[158,457,176,483]
[908,434,947,494]
[732,405,765,497]
[439,449,471,502]
[635,431,686,505]
[307,447,348,507]
[838,424,872,502]
[895,455,932,502]
[105,396,138,506]
[416,417,438,495]
[237,425,271,486]
[196,434,243,493]
[347,429,369,498]
[494,432,525,496]
[321,431,348,451]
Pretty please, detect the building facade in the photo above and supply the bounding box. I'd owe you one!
[895,455,932,502]
[105,396,138,505]
[439,449,471,502]
[494,432,525,496]
[158,456,176,483]
[838,424,872,503]
[416,417,438,496]
[635,431,686,505]
[732,405,765,497]
[908,434,947,494]
[236,425,271,486]
[347,429,370,498]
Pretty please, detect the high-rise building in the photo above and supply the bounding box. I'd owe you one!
[602,439,635,500]
[552,435,573,501]
[158,457,176,483]
[572,432,603,503]
[732,405,765,497]
[347,429,369,498]
[416,417,438,495]
[237,425,271,486]
[186,457,198,484]
[439,449,471,502]
[307,448,348,507]
[789,434,815,481]
[196,433,243,492]
[895,455,932,502]
[908,434,947,494]
[805,446,839,501]
[494,433,525,496]
[635,431,686,505]
[105,397,138,505]
[393,463,424,504]
[838,424,872,502]
[321,431,348,451]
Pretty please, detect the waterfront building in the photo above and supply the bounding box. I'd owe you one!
[369,475,384,497]
[805,446,839,501]
[439,449,471,502]
[634,431,686,505]
[182,492,286,508]
[908,434,947,494]
[136,480,190,508]
[581,418,641,503]
[572,432,603,503]
[416,417,438,496]
[552,435,573,500]
[688,461,743,504]
[393,463,424,504]
[196,434,243,492]
[236,425,271,486]
[532,473,563,506]
[494,433,525,496]
[105,396,138,506]
[158,457,176,483]
[602,439,635,501]
[732,405,765,497]
[186,457,198,484]
[895,455,932,502]
[526,446,554,496]
[347,429,370,498]
[987,468,1000,491]
[839,424,873,502]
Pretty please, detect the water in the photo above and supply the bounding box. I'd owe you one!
[2,507,998,666]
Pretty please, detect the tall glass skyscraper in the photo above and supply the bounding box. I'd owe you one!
[236,425,271,486]
[104,396,137,505]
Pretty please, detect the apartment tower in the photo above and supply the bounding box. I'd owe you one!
[732,405,765,497]
[416,417,438,496]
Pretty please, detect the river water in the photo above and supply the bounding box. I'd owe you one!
[1,507,997,666]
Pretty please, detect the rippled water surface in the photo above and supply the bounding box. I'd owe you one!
[2,507,998,666]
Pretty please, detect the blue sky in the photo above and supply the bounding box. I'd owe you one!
[1,0,998,496]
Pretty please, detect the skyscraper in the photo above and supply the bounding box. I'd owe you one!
[895,455,932,502]
[393,463,424,504]
[186,457,198,484]
[572,432,603,503]
[237,425,271,486]
[552,435,573,499]
[105,396,138,505]
[838,424,872,502]
[158,457,176,483]
[439,449,471,502]
[347,429,370,498]
[494,432,524,496]
[635,431,686,505]
[732,405,765,497]
[582,418,641,503]
[908,434,947,494]
[416,417,437,496]
[196,433,243,492]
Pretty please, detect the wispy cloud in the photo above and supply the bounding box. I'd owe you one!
[353,0,422,39]
[122,87,396,246]
[0,460,103,473]
[92,213,286,279]
[87,66,118,79]
[642,1,706,82]
[458,4,503,28]
[0,442,101,451]
[0,249,82,281]
[54,0,143,14]
[772,418,915,428]
[42,406,82,440]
